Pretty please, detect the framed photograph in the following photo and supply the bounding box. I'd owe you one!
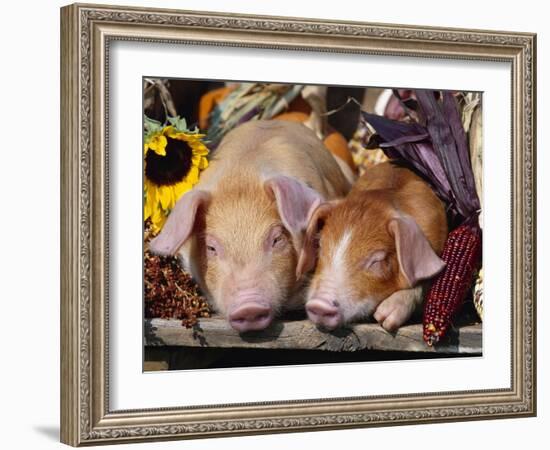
[60,3,536,446]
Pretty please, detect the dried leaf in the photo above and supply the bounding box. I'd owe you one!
[361,111,453,210]
[469,106,483,228]
[415,90,480,220]
[460,92,481,132]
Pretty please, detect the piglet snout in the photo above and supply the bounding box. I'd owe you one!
[306,299,342,330]
[229,303,273,333]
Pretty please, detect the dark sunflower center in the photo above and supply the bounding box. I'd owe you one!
[145,137,193,186]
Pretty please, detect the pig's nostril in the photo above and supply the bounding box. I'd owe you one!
[306,300,338,317]
[228,303,273,332]
[248,310,268,321]
[306,300,342,330]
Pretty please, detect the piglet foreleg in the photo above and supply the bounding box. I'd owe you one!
[373,285,425,332]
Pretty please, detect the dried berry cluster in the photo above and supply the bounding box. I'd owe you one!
[144,224,210,328]
[423,223,482,346]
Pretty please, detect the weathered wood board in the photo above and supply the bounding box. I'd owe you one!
[145,317,482,354]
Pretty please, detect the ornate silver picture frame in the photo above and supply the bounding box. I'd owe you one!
[60,3,536,446]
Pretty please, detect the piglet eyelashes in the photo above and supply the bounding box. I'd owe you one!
[363,250,388,276]
[269,226,288,250]
[205,235,223,258]
[272,234,286,248]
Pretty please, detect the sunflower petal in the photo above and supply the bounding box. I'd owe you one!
[198,157,209,170]
[151,207,166,233]
[144,200,151,221]
[158,185,173,210]
[144,182,157,220]
[185,166,199,185]
[170,132,186,141]
[174,181,192,200]
[146,134,167,156]
[163,126,177,138]
[191,154,201,166]
[191,143,209,156]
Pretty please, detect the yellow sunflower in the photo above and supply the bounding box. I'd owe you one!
[144,119,209,234]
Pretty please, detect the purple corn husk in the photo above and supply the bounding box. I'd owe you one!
[361,111,455,214]
[442,92,481,213]
[387,89,419,123]
[362,89,480,224]
[415,90,480,220]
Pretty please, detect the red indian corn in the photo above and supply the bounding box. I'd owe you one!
[423,222,482,346]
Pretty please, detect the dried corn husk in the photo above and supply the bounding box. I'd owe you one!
[469,104,483,229]
[461,94,483,320]
[473,268,484,321]
[301,85,328,139]
[206,83,303,149]
[348,121,388,175]
[460,92,481,133]
[457,92,482,228]
[143,78,177,119]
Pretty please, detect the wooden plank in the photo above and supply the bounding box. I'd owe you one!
[145,317,482,354]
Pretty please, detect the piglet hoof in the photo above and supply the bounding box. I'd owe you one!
[373,295,415,333]
[228,303,273,333]
[306,300,342,331]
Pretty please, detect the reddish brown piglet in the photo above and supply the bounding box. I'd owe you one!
[298,162,448,331]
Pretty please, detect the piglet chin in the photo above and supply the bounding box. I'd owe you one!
[228,302,274,333]
[306,299,343,331]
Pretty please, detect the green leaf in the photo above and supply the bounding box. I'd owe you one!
[144,115,162,133]
[167,116,188,131]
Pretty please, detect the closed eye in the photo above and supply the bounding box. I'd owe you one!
[205,234,222,257]
[272,233,289,249]
[269,226,288,250]
[367,259,382,270]
[363,250,388,275]
[366,260,387,278]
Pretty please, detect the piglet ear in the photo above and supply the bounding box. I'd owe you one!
[149,190,210,256]
[264,176,324,237]
[296,201,339,280]
[388,215,446,287]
